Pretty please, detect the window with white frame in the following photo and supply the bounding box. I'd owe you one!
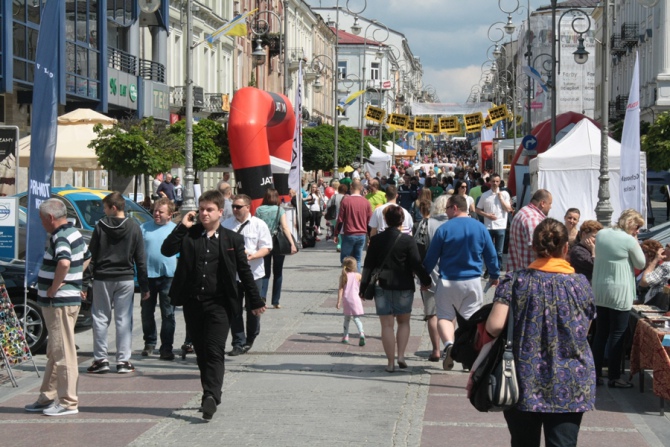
[370,62,380,81]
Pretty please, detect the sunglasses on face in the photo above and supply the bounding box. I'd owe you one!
[232,204,248,210]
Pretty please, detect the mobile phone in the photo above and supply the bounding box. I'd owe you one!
[188,212,199,222]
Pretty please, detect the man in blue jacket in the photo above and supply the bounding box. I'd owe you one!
[423,194,499,371]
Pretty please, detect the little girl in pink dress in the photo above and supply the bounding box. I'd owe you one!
[336,257,365,346]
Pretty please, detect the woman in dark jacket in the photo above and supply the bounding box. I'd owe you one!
[568,220,603,282]
[360,205,432,373]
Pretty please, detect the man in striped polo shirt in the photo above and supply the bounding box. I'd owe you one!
[24,199,91,416]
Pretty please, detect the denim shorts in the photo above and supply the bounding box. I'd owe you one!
[374,286,413,316]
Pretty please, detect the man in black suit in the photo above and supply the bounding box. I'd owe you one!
[162,190,266,421]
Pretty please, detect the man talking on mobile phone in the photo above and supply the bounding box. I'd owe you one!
[161,190,266,421]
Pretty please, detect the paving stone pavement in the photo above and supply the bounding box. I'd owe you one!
[2,237,670,446]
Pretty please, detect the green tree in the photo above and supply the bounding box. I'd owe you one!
[168,119,228,172]
[642,111,670,170]
[89,117,183,177]
[302,124,371,171]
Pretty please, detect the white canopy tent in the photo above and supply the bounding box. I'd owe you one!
[529,119,647,228]
[364,143,392,177]
[18,108,116,171]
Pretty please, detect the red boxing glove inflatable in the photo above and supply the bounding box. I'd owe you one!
[228,87,296,213]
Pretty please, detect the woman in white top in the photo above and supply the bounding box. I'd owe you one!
[454,180,475,216]
[306,183,324,237]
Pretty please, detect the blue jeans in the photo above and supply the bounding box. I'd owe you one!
[340,234,366,271]
[488,229,506,271]
[231,278,264,348]
[141,276,175,354]
[261,253,286,306]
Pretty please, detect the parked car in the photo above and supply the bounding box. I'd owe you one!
[6,186,153,352]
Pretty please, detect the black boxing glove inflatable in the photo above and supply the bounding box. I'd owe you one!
[228,87,295,213]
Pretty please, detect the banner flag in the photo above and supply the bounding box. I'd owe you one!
[25,0,61,285]
[620,52,641,214]
[204,9,257,47]
[337,90,365,112]
[289,61,303,195]
[522,65,548,93]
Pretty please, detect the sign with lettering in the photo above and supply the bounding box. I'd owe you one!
[365,105,386,123]
[439,117,459,133]
[389,114,409,130]
[107,67,138,110]
[142,80,170,122]
[0,197,18,261]
[406,119,415,131]
[0,127,18,196]
[414,117,434,131]
[488,104,510,124]
[464,112,484,133]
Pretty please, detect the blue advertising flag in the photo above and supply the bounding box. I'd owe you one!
[25,0,61,285]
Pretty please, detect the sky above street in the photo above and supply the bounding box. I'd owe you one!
[304,0,548,104]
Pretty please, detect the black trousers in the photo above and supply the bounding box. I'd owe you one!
[183,297,230,405]
[503,408,583,447]
[592,305,629,381]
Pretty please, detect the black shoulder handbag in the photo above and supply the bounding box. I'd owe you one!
[363,233,402,300]
[469,277,520,412]
[271,206,296,255]
[325,195,340,221]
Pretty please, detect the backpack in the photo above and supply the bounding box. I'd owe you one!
[413,218,430,260]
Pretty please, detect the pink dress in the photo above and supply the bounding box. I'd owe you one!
[342,272,365,316]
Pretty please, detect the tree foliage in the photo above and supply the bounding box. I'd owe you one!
[169,118,229,171]
[642,111,670,171]
[89,117,182,177]
[302,124,374,171]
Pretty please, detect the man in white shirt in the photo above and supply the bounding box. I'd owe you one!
[369,185,414,236]
[222,194,272,356]
[475,173,513,273]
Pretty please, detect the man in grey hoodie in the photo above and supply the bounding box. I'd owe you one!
[87,192,149,374]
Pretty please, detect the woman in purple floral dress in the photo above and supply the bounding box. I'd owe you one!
[486,218,596,447]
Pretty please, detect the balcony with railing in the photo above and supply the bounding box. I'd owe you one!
[170,87,229,115]
[139,59,165,83]
[621,23,639,47]
[108,47,138,75]
[287,47,307,71]
[610,34,626,56]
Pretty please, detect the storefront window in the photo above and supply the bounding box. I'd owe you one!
[66,1,100,99]
[12,0,45,85]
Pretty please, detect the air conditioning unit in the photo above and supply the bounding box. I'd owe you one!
[193,87,204,108]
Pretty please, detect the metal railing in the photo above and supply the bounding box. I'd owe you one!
[139,58,165,83]
[621,23,639,47]
[108,47,137,75]
[610,34,626,56]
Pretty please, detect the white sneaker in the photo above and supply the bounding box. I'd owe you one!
[24,400,55,412]
[43,404,79,416]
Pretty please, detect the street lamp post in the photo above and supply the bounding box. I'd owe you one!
[595,1,613,226]
[550,4,592,144]
[357,19,389,167]
[250,9,287,94]
[332,0,368,177]
[182,0,196,213]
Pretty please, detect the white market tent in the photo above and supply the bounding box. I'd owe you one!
[529,119,647,228]
[18,108,116,171]
[365,143,392,177]
[383,141,408,156]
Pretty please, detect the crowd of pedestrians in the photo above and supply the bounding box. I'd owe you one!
[21,151,669,447]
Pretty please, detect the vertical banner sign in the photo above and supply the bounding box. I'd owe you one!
[25,0,61,285]
[620,52,641,215]
[289,61,303,234]
[0,126,19,196]
[289,61,303,193]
